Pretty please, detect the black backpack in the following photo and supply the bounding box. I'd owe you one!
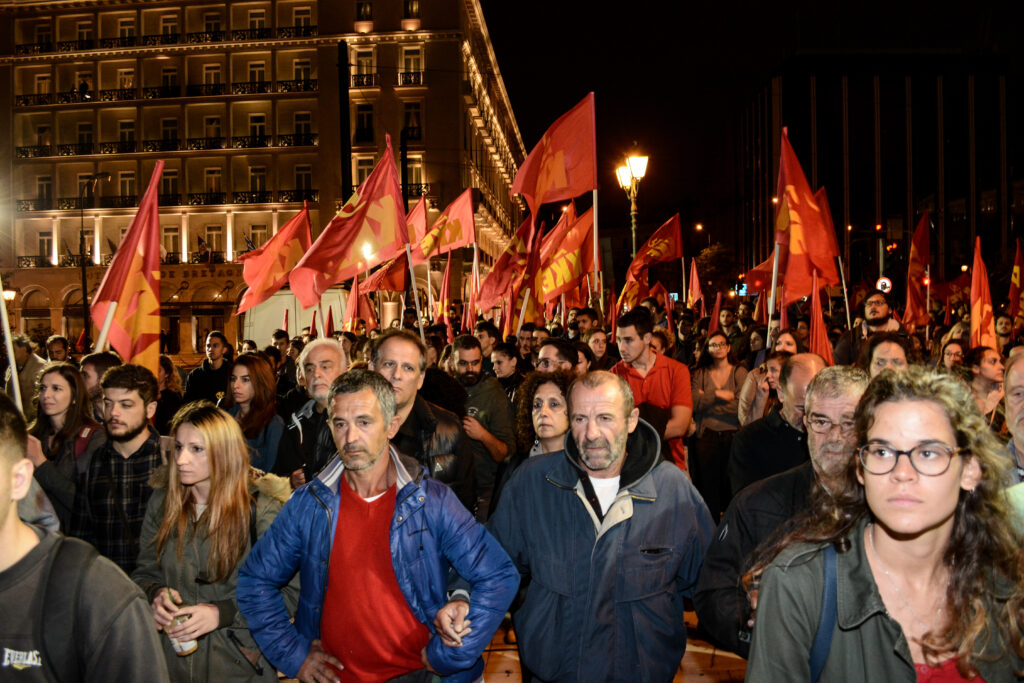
[35,535,98,682]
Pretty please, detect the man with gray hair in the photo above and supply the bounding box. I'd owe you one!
[694,365,869,657]
[238,370,518,681]
[480,370,714,680]
[4,334,46,421]
[272,337,348,487]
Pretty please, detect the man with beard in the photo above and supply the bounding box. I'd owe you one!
[833,290,902,365]
[80,351,121,424]
[183,330,232,404]
[452,335,515,520]
[481,371,714,680]
[71,364,161,573]
[694,366,868,657]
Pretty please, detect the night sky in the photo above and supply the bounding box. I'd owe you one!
[480,1,1022,281]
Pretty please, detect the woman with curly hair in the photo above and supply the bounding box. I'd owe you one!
[514,369,576,458]
[220,354,284,473]
[132,402,292,682]
[745,367,1024,681]
[27,361,105,530]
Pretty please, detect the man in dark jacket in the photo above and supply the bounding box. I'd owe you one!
[369,329,476,512]
[183,330,231,404]
[832,289,902,366]
[694,365,868,656]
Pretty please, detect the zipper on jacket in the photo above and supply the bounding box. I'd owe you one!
[309,486,333,599]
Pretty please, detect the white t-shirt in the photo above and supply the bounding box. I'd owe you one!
[588,475,621,515]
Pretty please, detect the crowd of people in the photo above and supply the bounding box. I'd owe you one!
[2,285,1024,682]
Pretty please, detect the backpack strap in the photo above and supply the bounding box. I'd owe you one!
[808,543,838,682]
[39,535,98,683]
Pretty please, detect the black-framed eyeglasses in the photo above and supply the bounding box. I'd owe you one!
[857,442,961,476]
[805,416,856,435]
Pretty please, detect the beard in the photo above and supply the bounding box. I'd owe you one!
[457,371,480,387]
[106,418,149,443]
[577,433,626,473]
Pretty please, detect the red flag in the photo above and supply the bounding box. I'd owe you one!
[537,206,597,302]
[438,252,455,343]
[511,93,597,219]
[774,129,840,304]
[237,203,312,314]
[708,292,723,333]
[743,254,776,293]
[688,258,704,309]
[477,216,537,312]
[361,292,379,333]
[809,271,834,365]
[970,237,996,349]
[753,292,767,324]
[626,214,684,283]
[1010,240,1024,325]
[902,211,931,333]
[290,135,409,308]
[91,161,163,374]
[649,282,674,336]
[406,195,429,246]
[325,307,335,337]
[362,252,409,292]
[343,278,359,332]
[411,188,475,264]
[283,309,289,335]
[615,274,648,322]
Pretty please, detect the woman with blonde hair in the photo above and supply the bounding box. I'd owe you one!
[133,402,291,682]
[745,367,1024,681]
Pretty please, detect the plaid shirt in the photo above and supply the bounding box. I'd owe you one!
[71,426,162,574]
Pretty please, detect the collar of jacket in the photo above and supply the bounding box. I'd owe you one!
[555,418,662,494]
[409,395,439,434]
[310,445,425,497]
[858,317,902,339]
[766,406,804,436]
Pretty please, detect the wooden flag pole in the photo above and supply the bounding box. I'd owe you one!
[766,243,781,335]
[404,243,426,343]
[516,288,532,336]
[837,256,852,331]
[592,188,600,307]
[0,272,23,413]
[425,256,436,322]
[93,301,118,352]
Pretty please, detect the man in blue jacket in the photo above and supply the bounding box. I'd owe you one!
[237,370,518,682]
[484,370,715,681]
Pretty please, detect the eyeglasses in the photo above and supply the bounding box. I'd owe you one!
[857,442,960,476]
[806,416,856,435]
[708,342,728,349]
[536,358,571,370]
[943,350,964,359]
[864,299,888,308]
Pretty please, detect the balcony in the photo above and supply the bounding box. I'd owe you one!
[57,142,95,156]
[188,192,226,205]
[99,88,137,102]
[277,25,318,38]
[59,254,85,267]
[16,145,53,158]
[142,138,181,152]
[351,73,379,88]
[190,250,225,264]
[17,255,51,268]
[185,31,226,44]
[100,141,137,154]
[353,127,374,144]
[279,133,318,147]
[99,195,137,208]
[278,189,317,203]
[15,93,52,106]
[56,39,95,52]
[99,36,136,48]
[186,84,226,97]
[231,135,271,149]
[56,90,96,104]
[234,191,273,204]
[161,253,182,265]
[16,199,53,212]
[232,28,274,41]
[15,42,54,55]
[232,80,272,95]
[143,85,181,99]
[186,137,226,150]
[396,71,424,87]
[56,197,85,210]
[278,79,317,93]
[404,183,430,198]
[158,194,181,206]
[142,33,181,46]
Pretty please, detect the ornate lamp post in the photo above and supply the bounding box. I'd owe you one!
[615,155,648,257]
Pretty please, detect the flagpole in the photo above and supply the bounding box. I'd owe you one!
[766,243,781,334]
[425,257,436,321]
[925,265,931,347]
[404,243,426,343]
[836,256,852,331]
[516,287,532,336]
[592,188,600,308]
[93,302,118,352]
[0,272,23,413]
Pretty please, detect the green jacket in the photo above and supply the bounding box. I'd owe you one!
[746,518,1023,682]
[132,469,294,683]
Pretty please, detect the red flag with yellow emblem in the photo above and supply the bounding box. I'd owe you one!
[90,161,163,374]
[537,206,596,302]
[1009,240,1024,324]
[290,135,408,308]
[406,195,428,246]
[362,252,409,292]
[970,237,996,349]
[477,216,537,312]
[237,202,312,314]
[438,252,455,343]
[511,93,596,218]
[626,214,683,282]
[411,188,475,265]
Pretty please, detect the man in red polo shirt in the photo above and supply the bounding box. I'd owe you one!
[611,307,693,470]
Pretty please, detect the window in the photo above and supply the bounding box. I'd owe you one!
[205,225,223,251]
[293,59,311,80]
[204,168,222,193]
[160,169,179,196]
[250,224,268,246]
[407,157,423,185]
[75,70,93,92]
[117,69,134,89]
[38,231,52,258]
[34,23,52,44]
[117,18,135,38]
[403,101,422,138]
[77,122,93,144]
[163,226,180,254]
[355,104,374,142]
[356,2,373,21]
[118,120,135,142]
[161,118,178,140]
[248,113,266,137]
[203,116,221,138]
[34,74,51,94]
[354,157,374,185]
[36,175,52,200]
[248,61,266,83]
[354,49,373,74]
[202,64,221,85]
[76,21,93,41]
[402,47,422,74]
[295,164,312,190]
[35,125,51,146]
[76,173,91,195]
[249,166,267,192]
[160,15,178,35]
[293,8,312,26]
[203,12,221,33]
[294,112,312,135]
[161,67,178,87]
[404,0,420,19]
[248,10,266,29]
[119,171,136,197]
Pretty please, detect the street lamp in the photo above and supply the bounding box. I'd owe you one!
[615,155,648,256]
[80,172,110,351]
[695,222,710,246]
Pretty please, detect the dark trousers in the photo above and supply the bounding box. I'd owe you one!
[689,428,736,521]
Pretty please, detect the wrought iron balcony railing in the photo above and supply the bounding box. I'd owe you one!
[57,142,95,156]
[232,28,274,41]
[186,137,226,150]
[403,183,430,197]
[99,88,137,102]
[277,79,318,92]
[99,195,137,208]
[56,39,95,52]
[56,90,96,104]
[142,139,181,152]
[231,135,271,148]
[277,25,318,38]
[186,83,226,96]
[99,36,136,48]
[185,31,226,44]
[189,250,225,264]
[99,141,137,154]
[57,197,85,210]
[188,192,226,205]
[161,253,182,265]
[232,80,273,95]
[278,189,318,203]
[16,199,53,212]
[396,71,424,86]
[15,93,52,106]
[17,255,50,267]
[15,42,55,55]
[351,73,378,88]
[234,191,274,204]
[16,145,53,158]
[59,254,85,267]
[158,194,181,206]
[142,33,181,46]
[278,133,318,147]
[143,85,181,99]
